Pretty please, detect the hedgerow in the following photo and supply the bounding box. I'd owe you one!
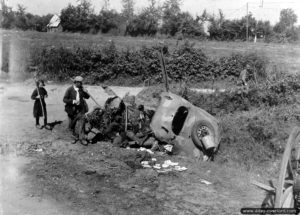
[33,42,268,85]
[185,75,300,115]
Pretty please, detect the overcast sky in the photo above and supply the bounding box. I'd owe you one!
[4,0,300,24]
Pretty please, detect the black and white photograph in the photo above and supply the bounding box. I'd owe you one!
[1,0,300,214]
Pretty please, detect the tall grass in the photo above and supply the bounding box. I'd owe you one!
[1,29,300,81]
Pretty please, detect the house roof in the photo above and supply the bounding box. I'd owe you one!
[47,14,60,28]
[202,20,212,36]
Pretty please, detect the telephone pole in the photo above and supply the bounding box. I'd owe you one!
[104,0,110,10]
[1,0,5,9]
[246,2,249,42]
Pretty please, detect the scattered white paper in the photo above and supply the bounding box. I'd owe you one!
[200,179,212,185]
[174,166,187,171]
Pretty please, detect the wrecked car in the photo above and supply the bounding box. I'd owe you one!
[150,91,221,159]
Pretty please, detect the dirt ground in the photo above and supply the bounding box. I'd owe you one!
[0,81,267,215]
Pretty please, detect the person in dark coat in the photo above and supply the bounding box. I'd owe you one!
[31,80,50,129]
[63,76,90,144]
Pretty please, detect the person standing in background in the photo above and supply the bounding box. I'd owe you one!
[31,80,50,129]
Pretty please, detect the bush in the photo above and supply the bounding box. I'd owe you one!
[185,75,300,115]
[33,42,269,85]
[216,108,291,170]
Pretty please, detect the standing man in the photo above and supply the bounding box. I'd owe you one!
[63,76,90,143]
[240,64,251,87]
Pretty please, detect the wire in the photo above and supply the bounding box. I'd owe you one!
[219,1,300,22]
[259,8,282,10]
[263,1,299,4]
[226,4,247,19]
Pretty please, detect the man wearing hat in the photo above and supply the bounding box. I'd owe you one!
[63,76,90,140]
[31,79,50,129]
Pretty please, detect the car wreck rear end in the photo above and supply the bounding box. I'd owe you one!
[150,91,221,159]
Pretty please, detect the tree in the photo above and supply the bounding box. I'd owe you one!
[60,0,94,32]
[161,0,182,36]
[124,0,161,36]
[103,0,110,11]
[279,8,297,28]
[197,9,210,22]
[35,14,53,32]
[273,8,298,42]
[256,20,273,39]
[179,12,205,38]
[122,0,135,21]
[125,8,159,36]
[147,0,161,18]
[274,8,297,33]
[98,9,121,33]
[208,10,225,40]
[1,2,15,29]
[60,4,79,32]
[15,4,28,30]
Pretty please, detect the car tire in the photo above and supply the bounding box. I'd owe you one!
[191,120,216,153]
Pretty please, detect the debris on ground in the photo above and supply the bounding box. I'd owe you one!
[140,158,187,173]
[84,170,97,175]
[138,147,154,155]
[200,179,213,185]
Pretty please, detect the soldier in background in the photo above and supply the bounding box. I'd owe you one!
[240,64,251,87]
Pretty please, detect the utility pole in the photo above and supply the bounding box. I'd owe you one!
[104,0,110,10]
[246,2,249,42]
[1,0,5,9]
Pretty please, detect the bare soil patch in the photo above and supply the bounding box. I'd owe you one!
[0,82,266,214]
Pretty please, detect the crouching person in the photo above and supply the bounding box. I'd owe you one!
[63,76,90,145]
[112,105,157,150]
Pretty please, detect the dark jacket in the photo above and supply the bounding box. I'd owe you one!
[63,86,90,117]
[31,87,47,117]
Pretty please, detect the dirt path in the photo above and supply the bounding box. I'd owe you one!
[0,82,266,215]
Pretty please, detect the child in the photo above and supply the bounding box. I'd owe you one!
[31,80,50,129]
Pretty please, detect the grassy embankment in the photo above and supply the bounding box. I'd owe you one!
[1,29,300,86]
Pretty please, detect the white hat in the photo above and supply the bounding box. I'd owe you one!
[74,76,83,82]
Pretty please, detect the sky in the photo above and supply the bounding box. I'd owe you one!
[4,0,300,25]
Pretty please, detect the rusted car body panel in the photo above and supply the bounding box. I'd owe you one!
[150,92,221,156]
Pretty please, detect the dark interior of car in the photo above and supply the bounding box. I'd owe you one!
[172,106,189,135]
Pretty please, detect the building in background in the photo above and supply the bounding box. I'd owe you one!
[47,14,62,32]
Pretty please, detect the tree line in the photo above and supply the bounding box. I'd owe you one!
[1,3,53,32]
[1,0,300,42]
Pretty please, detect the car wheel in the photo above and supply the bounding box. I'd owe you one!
[191,120,216,154]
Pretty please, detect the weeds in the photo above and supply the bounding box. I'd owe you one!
[31,42,269,85]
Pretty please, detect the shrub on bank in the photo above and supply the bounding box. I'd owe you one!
[217,107,292,170]
[33,43,268,85]
[183,75,300,170]
[185,75,300,115]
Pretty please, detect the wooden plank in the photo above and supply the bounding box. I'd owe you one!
[251,180,276,193]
